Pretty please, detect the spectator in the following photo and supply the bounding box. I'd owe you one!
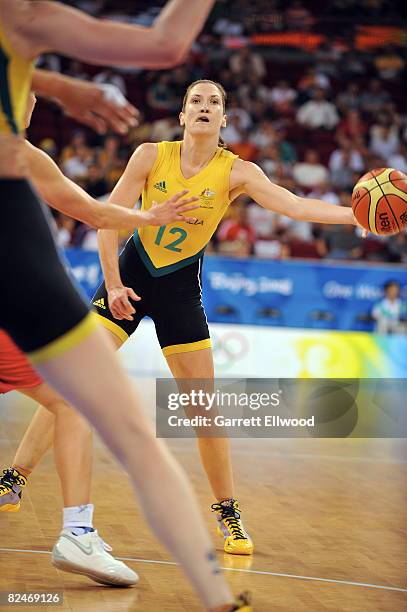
[297,88,339,130]
[374,45,405,80]
[150,116,182,143]
[61,144,92,183]
[388,143,407,174]
[168,67,190,108]
[221,114,245,146]
[228,130,258,161]
[286,226,328,259]
[238,74,273,113]
[247,201,275,239]
[249,119,278,149]
[293,149,329,189]
[308,181,340,205]
[217,199,256,257]
[229,46,266,80]
[97,135,126,189]
[81,228,99,251]
[372,281,406,334]
[336,109,367,144]
[387,233,407,264]
[297,68,330,99]
[361,79,391,116]
[325,224,363,260]
[254,227,290,260]
[54,213,75,248]
[329,145,364,189]
[336,82,362,114]
[227,98,253,131]
[369,113,400,159]
[342,49,367,78]
[269,80,297,114]
[314,41,343,77]
[213,16,245,37]
[84,163,109,199]
[257,145,291,182]
[60,130,90,164]
[147,73,177,114]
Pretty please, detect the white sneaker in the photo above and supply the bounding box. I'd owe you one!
[52,529,139,586]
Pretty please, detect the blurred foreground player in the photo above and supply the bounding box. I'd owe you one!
[0,91,202,586]
[0,0,251,609]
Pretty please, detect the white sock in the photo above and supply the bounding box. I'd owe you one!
[63,504,94,535]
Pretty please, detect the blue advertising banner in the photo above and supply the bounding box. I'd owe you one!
[201,255,407,331]
[65,249,407,331]
[64,248,103,301]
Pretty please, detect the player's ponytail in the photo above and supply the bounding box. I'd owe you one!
[218,136,228,149]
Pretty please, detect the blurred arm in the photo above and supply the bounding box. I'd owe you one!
[32,69,138,134]
[24,141,152,230]
[22,0,215,68]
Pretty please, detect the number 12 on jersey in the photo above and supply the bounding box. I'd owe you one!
[155,225,187,252]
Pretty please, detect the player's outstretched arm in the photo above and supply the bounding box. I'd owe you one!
[24,141,197,231]
[22,0,216,68]
[32,69,139,135]
[233,159,357,225]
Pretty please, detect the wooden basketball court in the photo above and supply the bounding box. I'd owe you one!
[1,390,406,611]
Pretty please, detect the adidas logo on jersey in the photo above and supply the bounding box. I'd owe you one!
[93,298,106,310]
[154,180,167,193]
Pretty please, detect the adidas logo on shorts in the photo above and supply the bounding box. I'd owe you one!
[154,180,167,193]
[93,298,106,310]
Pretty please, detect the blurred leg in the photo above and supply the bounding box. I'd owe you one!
[36,326,234,609]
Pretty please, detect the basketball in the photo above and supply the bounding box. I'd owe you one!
[352,168,407,235]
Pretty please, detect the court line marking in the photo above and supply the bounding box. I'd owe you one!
[0,547,406,593]
[170,447,407,465]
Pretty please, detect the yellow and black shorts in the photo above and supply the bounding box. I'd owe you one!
[92,238,211,357]
[0,179,94,364]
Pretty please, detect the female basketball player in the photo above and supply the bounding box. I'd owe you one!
[0,91,202,585]
[0,1,251,610]
[91,79,362,555]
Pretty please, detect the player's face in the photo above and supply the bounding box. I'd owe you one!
[24,93,37,129]
[180,83,226,136]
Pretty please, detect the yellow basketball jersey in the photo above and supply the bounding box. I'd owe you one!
[133,141,238,276]
[0,17,33,134]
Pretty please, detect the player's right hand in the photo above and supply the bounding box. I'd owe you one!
[107,286,141,321]
[147,190,199,226]
[57,78,139,135]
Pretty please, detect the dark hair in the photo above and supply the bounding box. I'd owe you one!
[384,280,400,292]
[182,80,228,149]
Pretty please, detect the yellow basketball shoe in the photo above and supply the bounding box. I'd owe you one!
[211,499,253,555]
[231,592,252,611]
[0,468,27,512]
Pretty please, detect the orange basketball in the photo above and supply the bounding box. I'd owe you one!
[351,168,407,235]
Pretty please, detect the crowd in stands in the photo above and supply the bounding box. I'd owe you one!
[33,0,407,265]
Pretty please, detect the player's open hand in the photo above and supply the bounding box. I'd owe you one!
[56,78,139,135]
[107,286,141,321]
[147,190,199,226]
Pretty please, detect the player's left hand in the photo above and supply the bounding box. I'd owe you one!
[55,78,139,135]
